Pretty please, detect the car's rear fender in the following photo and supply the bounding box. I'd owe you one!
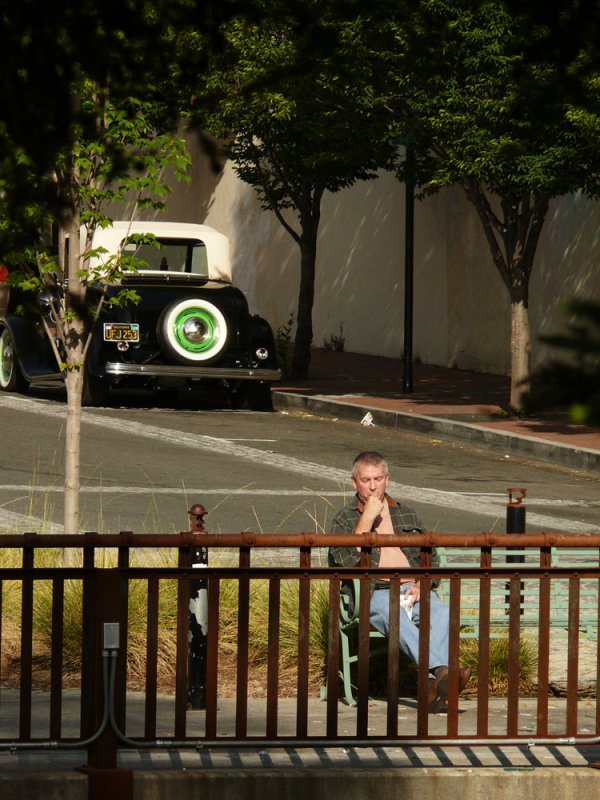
[0,314,58,382]
[249,315,279,370]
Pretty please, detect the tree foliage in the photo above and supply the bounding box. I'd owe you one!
[376,0,600,410]
[3,80,190,535]
[0,0,259,235]
[190,2,393,376]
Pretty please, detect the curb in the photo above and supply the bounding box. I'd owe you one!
[272,392,600,474]
[3,766,600,800]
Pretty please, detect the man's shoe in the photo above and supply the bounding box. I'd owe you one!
[428,667,448,713]
[458,666,472,693]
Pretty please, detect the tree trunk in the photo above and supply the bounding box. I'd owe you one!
[464,185,547,415]
[63,210,86,535]
[64,367,84,535]
[291,225,318,379]
[509,295,531,412]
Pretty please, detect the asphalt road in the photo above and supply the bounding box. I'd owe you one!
[0,390,598,537]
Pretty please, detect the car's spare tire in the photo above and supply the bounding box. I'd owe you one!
[157,298,229,364]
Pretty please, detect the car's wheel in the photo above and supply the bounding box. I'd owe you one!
[230,381,273,411]
[82,368,109,407]
[157,298,229,365]
[0,326,27,392]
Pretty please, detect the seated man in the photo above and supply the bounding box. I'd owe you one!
[329,450,470,712]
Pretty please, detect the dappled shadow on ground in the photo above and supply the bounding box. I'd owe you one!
[25,385,268,412]
[279,349,510,408]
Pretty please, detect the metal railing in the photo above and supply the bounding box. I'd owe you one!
[0,531,599,768]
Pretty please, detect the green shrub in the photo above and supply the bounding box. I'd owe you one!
[275,312,295,377]
[323,322,345,352]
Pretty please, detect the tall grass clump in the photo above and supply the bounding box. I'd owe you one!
[0,549,24,677]
[459,634,538,694]
[214,577,330,696]
[1,546,183,690]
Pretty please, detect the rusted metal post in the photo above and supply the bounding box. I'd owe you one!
[188,503,209,709]
[86,569,122,769]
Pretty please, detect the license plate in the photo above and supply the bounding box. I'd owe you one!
[103,323,140,342]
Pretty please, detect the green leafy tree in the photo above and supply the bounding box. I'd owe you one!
[0,0,255,227]
[379,0,600,411]
[5,82,190,535]
[191,5,393,377]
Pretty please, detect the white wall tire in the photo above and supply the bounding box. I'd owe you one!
[0,326,26,392]
[157,298,229,364]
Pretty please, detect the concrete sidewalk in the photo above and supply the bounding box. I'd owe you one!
[2,692,600,799]
[273,349,600,472]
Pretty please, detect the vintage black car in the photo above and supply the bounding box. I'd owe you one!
[0,222,280,408]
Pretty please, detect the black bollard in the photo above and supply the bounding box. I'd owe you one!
[506,488,527,538]
[506,488,526,614]
[188,504,208,710]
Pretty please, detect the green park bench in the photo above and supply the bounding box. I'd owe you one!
[436,546,599,640]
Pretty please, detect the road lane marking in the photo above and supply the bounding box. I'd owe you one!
[0,484,598,507]
[0,485,347,495]
[0,394,598,533]
[0,507,64,534]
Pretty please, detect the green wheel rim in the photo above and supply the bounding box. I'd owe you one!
[172,307,220,354]
[160,298,228,363]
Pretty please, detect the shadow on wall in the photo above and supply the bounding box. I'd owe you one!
[314,172,407,359]
[226,174,299,318]
[443,186,511,375]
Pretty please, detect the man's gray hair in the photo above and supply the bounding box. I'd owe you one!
[351,451,389,478]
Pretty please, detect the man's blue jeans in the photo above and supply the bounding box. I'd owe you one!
[370,584,450,671]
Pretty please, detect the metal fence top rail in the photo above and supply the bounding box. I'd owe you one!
[0,531,599,549]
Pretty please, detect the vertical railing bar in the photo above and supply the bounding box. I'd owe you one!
[80,546,96,738]
[295,550,311,738]
[536,546,552,737]
[265,576,281,738]
[235,548,251,739]
[477,547,492,737]
[386,576,401,738]
[174,548,191,739]
[144,575,159,739]
[356,571,372,737]
[356,544,372,731]
[416,574,431,738]
[506,574,521,736]
[49,576,64,739]
[204,576,220,739]
[0,578,3,689]
[566,576,581,736]
[326,577,340,739]
[446,575,461,737]
[19,542,34,740]
[596,562,600,735]
[115,543,130,735]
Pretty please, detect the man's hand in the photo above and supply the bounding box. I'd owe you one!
[404,582,420,604]
[356,494,386,533]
